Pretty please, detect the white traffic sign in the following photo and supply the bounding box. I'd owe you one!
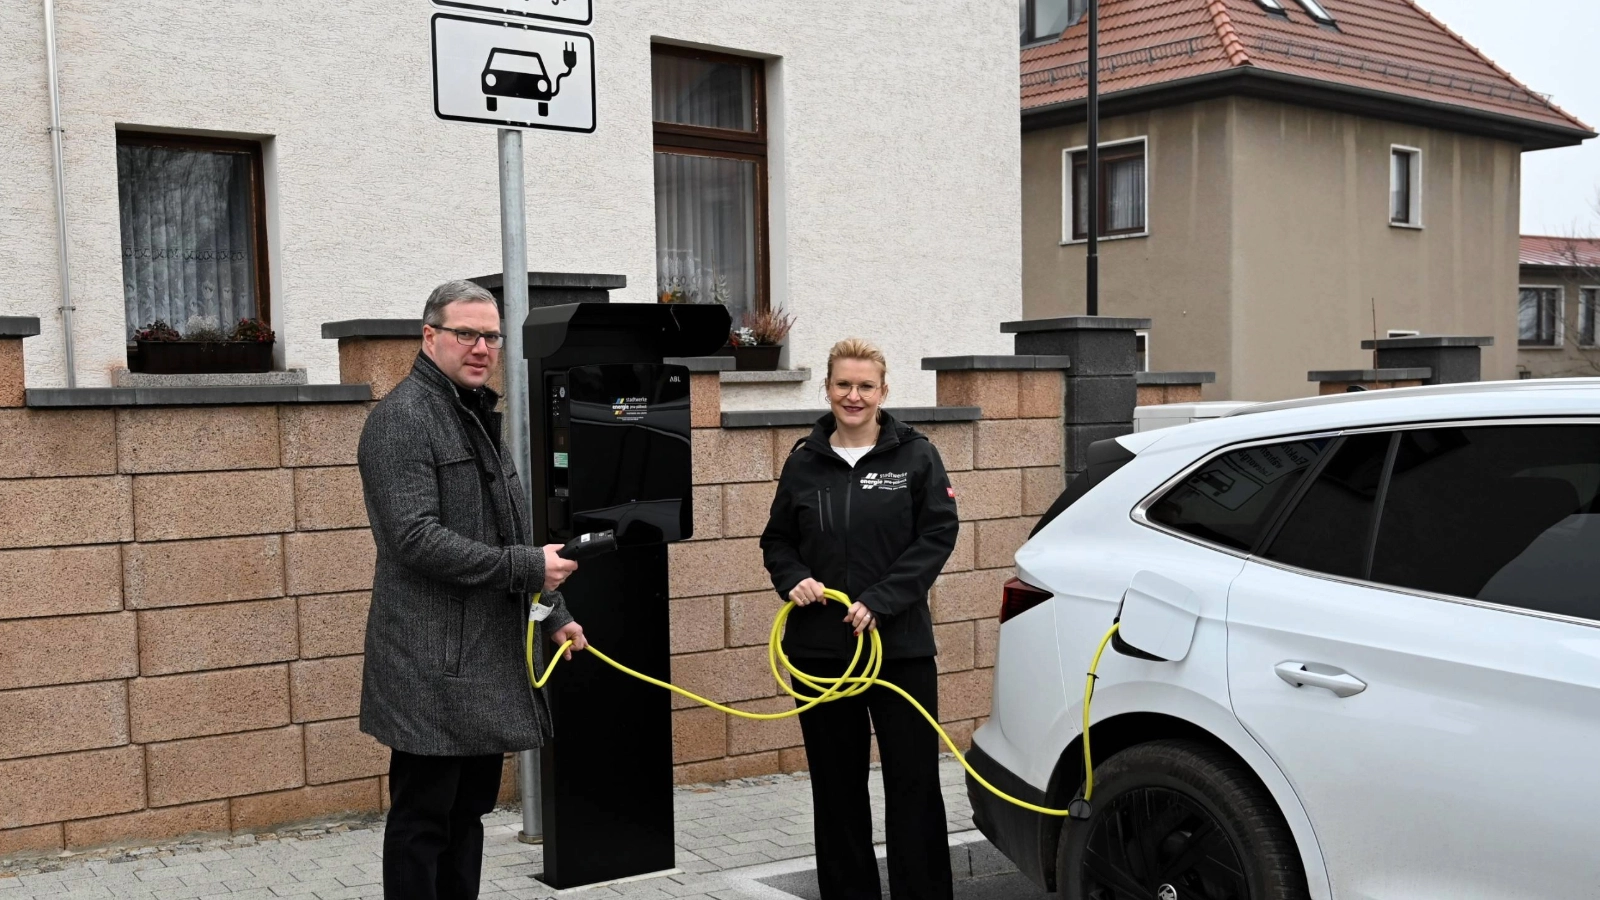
[431,13,596,133]
[433,0,591,26]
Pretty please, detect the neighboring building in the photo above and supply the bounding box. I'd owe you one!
[1018,0,1593,400]
[1518,235,1600,378]
[0,2,1021,406]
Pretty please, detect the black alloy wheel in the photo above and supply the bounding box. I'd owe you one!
[1057,740,1309,900]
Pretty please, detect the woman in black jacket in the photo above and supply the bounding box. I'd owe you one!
[761,338,960,900]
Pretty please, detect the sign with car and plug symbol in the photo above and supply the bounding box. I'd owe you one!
[431,12,596,133]
[434,0,592,25]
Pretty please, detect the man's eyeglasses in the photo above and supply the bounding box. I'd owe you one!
[434,326,505,349]
[830,380,881,398]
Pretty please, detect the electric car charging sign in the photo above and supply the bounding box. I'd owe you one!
[431,13,596,133]
[434,0,592,25]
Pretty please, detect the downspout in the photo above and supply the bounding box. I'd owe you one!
[43,0,78,387]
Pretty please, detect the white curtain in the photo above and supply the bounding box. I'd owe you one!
[654,152,758,321]
[1106,156,1145,232]
[1519,288,1558,346]
[118,144,257,337]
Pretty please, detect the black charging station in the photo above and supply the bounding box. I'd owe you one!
[524,302,730,888]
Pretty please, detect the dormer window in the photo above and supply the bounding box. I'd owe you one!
[1255,0,1288,14]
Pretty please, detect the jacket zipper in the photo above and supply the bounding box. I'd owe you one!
[460,401,547,715]
[817,489,828,533]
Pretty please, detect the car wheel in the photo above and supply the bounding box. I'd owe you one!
[1056,740,1307,900]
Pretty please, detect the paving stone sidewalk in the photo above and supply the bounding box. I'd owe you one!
[0,759,981,900]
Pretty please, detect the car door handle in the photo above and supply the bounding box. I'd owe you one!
[1275,662,1367,698]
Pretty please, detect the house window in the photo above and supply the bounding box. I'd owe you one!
[1136,330,1150,372]
[1065,139,1147,242]
[116,132,269,339]
[1581,288,1598,347]
[651,46,768,320]
[1390,147,1421,227]
[1518,287,1562,347]
[1293,0,1336,25]
[1020,0,1086,45]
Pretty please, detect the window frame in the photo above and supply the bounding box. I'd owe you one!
[1020,0,1087,47]
[1061,136,1149,245]
[1389,145,1422,229]
[1293,0,1337,26]
[1133,418,1600,630]
[115,130,272,334]
[1518,284,1564,349]
[1580,287,1599,348]
[650,44,771,314]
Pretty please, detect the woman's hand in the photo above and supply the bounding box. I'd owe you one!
[844,602,877,635]
[550,621,587,661]
[789,578,827,606]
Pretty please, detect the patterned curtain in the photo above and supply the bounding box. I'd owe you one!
[117,144,257,338]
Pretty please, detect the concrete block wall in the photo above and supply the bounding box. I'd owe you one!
[0,333,432,861]
[0,329,1073,856]
[663,370,1064,783]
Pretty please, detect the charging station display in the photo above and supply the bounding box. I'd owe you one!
[543,363,691,545]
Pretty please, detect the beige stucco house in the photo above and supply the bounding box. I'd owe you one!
[1517,235,1600,378]
[1018,0,1593,400]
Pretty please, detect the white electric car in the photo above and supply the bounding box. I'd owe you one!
[967,379,1600,900]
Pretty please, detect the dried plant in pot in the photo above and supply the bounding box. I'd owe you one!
[131,316,275,374]
[717,309,795,371]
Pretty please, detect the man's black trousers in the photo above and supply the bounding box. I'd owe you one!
[792,656,953,900]
[383,749,504,900]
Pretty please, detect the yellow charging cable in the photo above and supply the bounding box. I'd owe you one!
[527,588,1120,817]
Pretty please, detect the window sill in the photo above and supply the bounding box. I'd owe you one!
[721,368,811,384]
[1518,345,1565,351]
[1389,221,1424,231]
[112,368,306,388]
[1061,231,1148,246]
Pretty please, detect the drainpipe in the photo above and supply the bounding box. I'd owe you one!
[43,0,78,387]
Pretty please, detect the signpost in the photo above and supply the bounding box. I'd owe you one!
[429,0,597,847]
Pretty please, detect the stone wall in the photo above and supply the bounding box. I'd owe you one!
[0,343,405,859]
[0,331,1069,859]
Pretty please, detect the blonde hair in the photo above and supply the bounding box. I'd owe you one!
[826,338,888,383]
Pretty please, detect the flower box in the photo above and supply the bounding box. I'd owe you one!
[133,340,274,375]
[715,344,782,371]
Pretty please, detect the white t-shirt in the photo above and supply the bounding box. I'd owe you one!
[833,445,873,467]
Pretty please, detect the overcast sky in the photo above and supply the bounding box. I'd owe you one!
[1417,0,1600,235]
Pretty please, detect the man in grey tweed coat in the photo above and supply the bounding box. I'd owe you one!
[357,280,587,900]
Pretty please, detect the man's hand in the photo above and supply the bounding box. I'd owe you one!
[788,578,826,607]
[844,602,876,635]
[542,544,578,592]
[550,621,587,661]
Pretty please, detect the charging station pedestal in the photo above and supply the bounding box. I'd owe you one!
[524,303,730,889]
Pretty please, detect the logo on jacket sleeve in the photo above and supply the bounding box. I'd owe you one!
[859,471,909,491]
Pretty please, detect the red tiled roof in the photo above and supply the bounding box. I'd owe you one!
[1021,0,1591,137]
[1521,235,1600,269]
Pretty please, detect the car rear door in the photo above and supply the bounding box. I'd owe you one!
[1227,422,1600,899]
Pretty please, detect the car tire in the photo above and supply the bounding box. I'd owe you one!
[1056,739,1308,900]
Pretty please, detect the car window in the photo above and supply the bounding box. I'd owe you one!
[1370,425,1600,620]
[1146,437,1334,552]
[1261,432,1392,579]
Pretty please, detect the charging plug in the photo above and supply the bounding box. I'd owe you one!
[559,530,617,561]
[1068,798,1093,820]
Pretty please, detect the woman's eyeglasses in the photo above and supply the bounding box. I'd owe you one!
[830,380,881,399]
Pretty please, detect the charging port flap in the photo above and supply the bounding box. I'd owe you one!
[1115,570,1201,662]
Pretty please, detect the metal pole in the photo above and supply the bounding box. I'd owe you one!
[1085,0,1100,318]
[498,127,541,844]
[43,0,77,387]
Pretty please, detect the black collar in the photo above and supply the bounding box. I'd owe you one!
[412,351,502,412]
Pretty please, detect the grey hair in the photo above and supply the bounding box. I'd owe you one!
[422,280,499,328]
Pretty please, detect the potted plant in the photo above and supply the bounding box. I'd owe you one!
[131,315,275,374]
[717,308,794,371]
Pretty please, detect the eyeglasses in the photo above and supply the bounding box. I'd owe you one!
[830,380,881,399]
[434,325,505,349]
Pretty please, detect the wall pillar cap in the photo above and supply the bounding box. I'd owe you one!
[1001,315,1153,333]
[1308,367,1434,382]
[1135,371,1216,385]
[321,320,423,340]
[0,316,41,338]
[921,355,1072,371]
[1360,335,1494,350]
